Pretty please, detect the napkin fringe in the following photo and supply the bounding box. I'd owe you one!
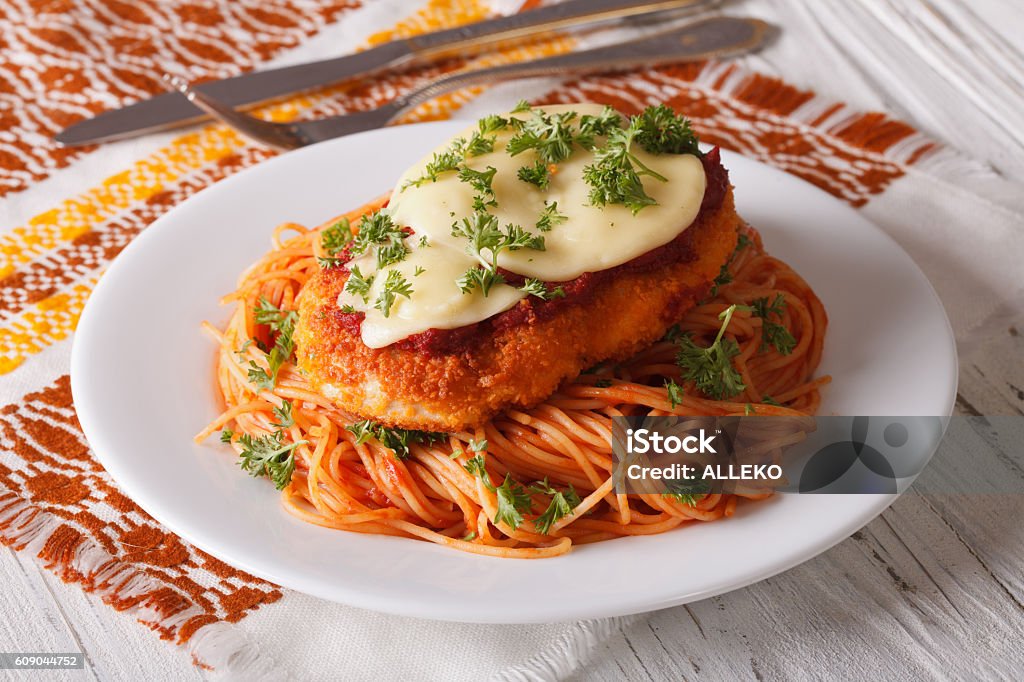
[0,489,286,678]
[493,616,638,681]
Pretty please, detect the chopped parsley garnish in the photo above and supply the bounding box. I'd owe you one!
[457,266,504,297]
[751,294,796,355]
[350,210,410,269]
[320,217,352,255]
[665,379,685,409]
[464,131,495,158]
[271,399,294,429]
[478,114,511,135]
[403,144,463,188]
[220,429,234,443]
[237,430,307,490]
[418,234,430,248]
[374,269,413,318]
[664,477,710,507]
[375,240,410,269]
[506,109,580,164]
[535,200,566,232]
[583,122,666,215]
[248,297,298,390]
[675,304,746,400]
[464,455,532,531]
[339,303,357,314]
[413,265,425,277]
[494,476,532,530]
[517,160,550,189]
[317,257,342,269]
[464,115,510,158]
[404,116,510,189]
[762,395,783,407]
[709,233,751,298]
[530,478,581,534]
[594,378,613,388]
[247,360,274,390]
[450,212,544,297]
[519,278,565,301]
[582,105,701,214]
[457,165,498,211]
[578,105,623,141]
[709,261,732,297]
[633,104,701,155]
[511,99,532,114]
[344,265,374,302]
[346,420,446,460]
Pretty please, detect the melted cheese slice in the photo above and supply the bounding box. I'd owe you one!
[341,103,707,348]
[337,244,526,349]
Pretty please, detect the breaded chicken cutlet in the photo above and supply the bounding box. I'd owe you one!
[294,104,740,432]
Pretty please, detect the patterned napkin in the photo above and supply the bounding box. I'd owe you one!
[2,1,1021,678]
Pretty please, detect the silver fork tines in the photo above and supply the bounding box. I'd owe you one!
[163,75,315,150]
[160,17,773,151]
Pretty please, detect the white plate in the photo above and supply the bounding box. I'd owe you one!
[71,121,957,623]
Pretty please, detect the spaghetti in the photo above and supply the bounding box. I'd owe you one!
[197,197,830,558]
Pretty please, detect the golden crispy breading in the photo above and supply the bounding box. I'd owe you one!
[295,190,740,432]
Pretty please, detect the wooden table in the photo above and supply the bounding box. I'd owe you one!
[579,0,1024,678]
[2,1,1021,679]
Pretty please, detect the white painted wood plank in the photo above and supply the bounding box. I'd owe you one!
[0,545,206,681]
[0,546,95,682]
[27,559,209,682]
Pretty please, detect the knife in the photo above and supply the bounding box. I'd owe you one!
[55,0,718,147]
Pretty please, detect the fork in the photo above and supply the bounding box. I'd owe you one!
[165,17,772,151]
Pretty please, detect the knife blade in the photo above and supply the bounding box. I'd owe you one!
[55,0,716,147]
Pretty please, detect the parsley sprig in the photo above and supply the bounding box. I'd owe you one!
[225,399,305,490]
[675,304,746,400]
[519,278,565,301]
[451,211,545,297]
[346,420,446,460]
[321,217,352,255]
[247,297,298,390]
[237,431,306,490]
[583,105,701,215]
[633,104,701,155]
[664,476,710,507]
[343,265,373,303]
[708,233,751,298]
[349,210,410,270]
[374,269,414,318]
[517,160,551,189]
[506,109,580,164]
[583,123,667,215]
[535,200,566,232]
[665,379,685,409]
[751,294,796,355]
[464,455,532,531]
[530,478,581,534]
[457,165,498,212]
[404,116,512,189]
[318,217,352,268]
